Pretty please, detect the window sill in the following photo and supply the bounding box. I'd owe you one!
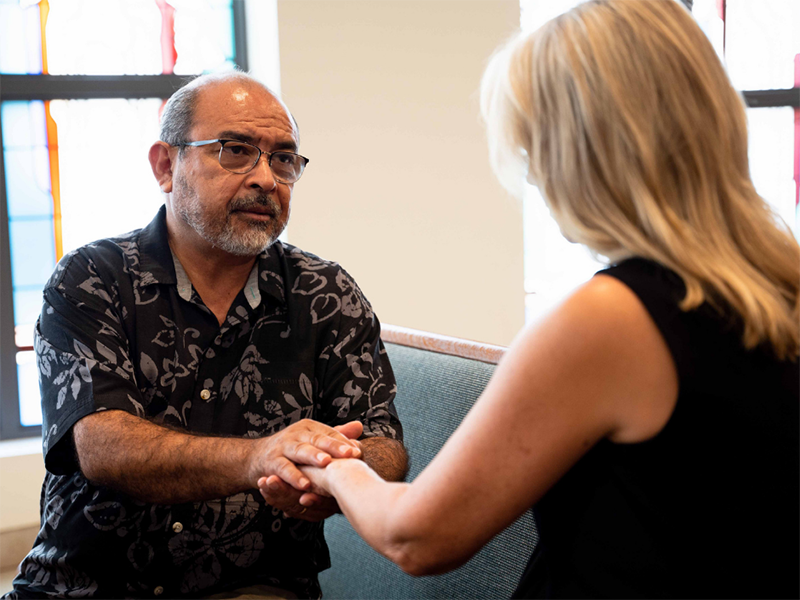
[0,437,41,459]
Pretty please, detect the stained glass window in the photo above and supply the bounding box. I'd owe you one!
[1,98,165,427]
[693,0,799,235]
[0,0,245,437]
[0,0,236,76]
[520,0,799,325]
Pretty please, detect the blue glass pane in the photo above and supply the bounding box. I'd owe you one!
[9,218,56,288]
[1,101,48,148]
[0,0,43,75]
[13,288,44,328]
[17,351,42,427]
[4,148,54,218]
[2,101,53,223]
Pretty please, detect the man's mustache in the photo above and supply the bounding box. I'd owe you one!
[229,195,282,216]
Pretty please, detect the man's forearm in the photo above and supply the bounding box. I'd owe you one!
[74,410,254,504]
[73,410,361,505]
[360,437,409,482]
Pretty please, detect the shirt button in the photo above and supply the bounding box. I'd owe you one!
[154,586,164,596]
[172,521,183,533]
[200,389,211,400]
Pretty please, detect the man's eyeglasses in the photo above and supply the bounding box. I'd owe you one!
[177,139,309,183]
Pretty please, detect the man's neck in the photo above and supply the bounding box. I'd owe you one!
[168,236,258,327]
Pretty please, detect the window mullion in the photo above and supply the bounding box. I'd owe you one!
[0,74,187,102]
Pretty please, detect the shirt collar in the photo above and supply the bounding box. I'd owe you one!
[171,250,263,310]
[137,205,286,308]
[137,205,177,286]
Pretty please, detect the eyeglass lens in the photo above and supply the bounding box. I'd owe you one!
[219,141,305,181]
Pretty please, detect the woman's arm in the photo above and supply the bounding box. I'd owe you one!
[283,275,679,575]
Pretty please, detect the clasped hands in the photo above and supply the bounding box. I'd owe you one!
[254,419,362,522]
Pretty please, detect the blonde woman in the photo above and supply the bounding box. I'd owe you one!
[259,1,799,596]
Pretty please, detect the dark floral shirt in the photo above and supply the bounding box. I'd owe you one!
[8,206,402,599]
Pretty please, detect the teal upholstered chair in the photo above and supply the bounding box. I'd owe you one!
[319,325,539,599]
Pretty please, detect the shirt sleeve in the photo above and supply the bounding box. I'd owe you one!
[36,249,146,475]
[316,267,403,441]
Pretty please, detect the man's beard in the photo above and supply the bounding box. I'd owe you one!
[172,173,287,256]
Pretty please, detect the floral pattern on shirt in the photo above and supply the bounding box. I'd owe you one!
[7,206,402,599]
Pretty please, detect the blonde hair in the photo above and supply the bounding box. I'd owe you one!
[482,0,800,359]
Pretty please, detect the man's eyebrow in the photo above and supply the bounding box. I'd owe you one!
[217,130,257,144]
[217,131,298,152]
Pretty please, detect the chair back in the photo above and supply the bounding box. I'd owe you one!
[319,325,539,599]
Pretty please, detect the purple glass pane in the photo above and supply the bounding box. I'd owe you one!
[0,0,43,74]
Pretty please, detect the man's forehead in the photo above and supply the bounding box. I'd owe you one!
[194,80,297,140]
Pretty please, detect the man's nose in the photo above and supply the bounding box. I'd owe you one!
[245,154,278,191]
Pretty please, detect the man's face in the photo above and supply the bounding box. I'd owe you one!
[169,81,298,257]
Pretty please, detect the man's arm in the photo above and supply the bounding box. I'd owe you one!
[360,436,408,482]
[74,410,361,505]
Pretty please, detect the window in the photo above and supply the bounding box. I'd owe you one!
[520,0,799,324]
[0,0,249,439]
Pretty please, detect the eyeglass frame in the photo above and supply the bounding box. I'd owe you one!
[176,138,310,183]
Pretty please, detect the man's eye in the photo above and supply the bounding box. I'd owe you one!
[274,153,294,165]
[223,143,249,156]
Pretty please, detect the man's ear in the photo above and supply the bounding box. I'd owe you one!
[149,141,175,193]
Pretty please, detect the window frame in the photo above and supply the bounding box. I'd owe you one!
[0,0,249,440]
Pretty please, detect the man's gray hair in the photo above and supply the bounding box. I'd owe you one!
[159,71,288,151]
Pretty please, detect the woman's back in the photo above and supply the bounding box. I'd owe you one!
[515,258,799,598]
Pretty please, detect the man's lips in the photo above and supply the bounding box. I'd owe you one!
[232,206,277,219]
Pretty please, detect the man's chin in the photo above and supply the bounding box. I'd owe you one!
[218,226,285,256]
[220,236,277,257]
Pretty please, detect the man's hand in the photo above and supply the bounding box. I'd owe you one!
[256,421,363,521]
[248,419,362,493]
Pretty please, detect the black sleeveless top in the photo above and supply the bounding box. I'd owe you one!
[513,258,799,599]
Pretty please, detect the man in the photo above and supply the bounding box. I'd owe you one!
[9,72,406,599]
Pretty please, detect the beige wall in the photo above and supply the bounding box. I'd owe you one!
[278,0,524,346]
[0,445,44,533]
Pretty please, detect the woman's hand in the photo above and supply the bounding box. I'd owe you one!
[296,458,352,497]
